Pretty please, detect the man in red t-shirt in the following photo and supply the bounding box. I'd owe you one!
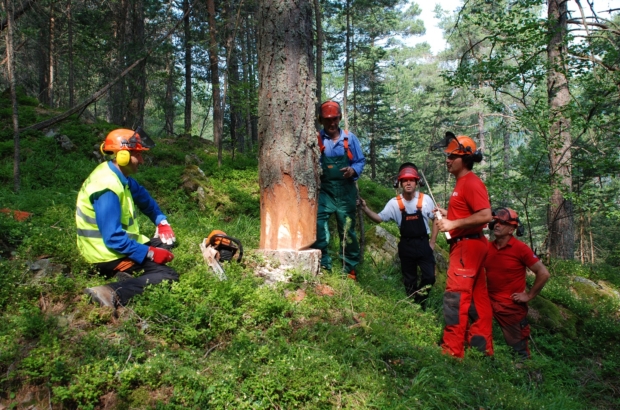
[485,208,550,359]
[434,132,494,358]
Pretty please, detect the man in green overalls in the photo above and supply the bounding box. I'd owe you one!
[312,101,366,280]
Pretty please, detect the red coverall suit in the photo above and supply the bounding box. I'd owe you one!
[485,237,540,358]
[441,172,494,358]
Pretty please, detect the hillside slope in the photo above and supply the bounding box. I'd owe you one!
[0,99,619,409]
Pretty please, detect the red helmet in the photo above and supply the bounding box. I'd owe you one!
[397,166,420,181]
[492,208,519,227]
[319,101,341,119]
[445,135,477,156]
[102,129,150,153]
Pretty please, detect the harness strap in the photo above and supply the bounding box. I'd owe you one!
[396,193,424,213]
[317,130,354,161]
[416,193,424,210]
[396,195,405,212]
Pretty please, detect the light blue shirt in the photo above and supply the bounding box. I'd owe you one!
[319,129,365,180]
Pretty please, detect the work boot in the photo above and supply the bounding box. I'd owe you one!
[347,270,357,281]
[85,285,117,308]
[114,271,133,282]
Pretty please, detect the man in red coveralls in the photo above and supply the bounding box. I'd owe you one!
[485,208,550,359]
[433,132,494,358]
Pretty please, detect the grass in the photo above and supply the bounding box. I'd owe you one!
[0,102,619,408]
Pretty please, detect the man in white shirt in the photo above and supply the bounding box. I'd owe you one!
[360,163,439,307]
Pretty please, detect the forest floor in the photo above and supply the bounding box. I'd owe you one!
[0,100,619,409]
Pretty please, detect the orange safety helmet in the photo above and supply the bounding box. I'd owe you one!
[101,129,151,153]
[489,207,524,236]
[444,135,477,156]
[397,166,420,181]
[492,207,520,227]
[319,101,342,119]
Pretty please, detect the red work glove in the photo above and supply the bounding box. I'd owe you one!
[147,246,174,264]
[155,220,176,245]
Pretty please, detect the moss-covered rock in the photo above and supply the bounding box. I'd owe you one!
[528,296,577,338]
[570,276,620,304]
[364,225,399,264]
[181,165,232,213]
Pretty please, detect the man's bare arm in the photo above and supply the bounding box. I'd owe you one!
[512,261,550,303]
[359,198,383,224]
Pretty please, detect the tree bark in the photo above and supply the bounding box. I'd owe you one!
[257,0,318,250]
[547,0,574,260]
[183,0,192,134]
[313,0,322,118]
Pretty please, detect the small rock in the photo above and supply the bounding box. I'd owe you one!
[55,134,75,151]
[572,276,600,288]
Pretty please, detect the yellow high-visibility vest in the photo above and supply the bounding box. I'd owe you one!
[75,162,148,263]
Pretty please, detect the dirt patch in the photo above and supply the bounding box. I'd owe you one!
[315,284,335,296]
[0,385,50,410]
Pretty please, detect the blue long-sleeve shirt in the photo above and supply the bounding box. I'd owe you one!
[319,129,366,180]
[92,162,166,263]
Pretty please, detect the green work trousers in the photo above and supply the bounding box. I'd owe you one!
[312,153,360,273]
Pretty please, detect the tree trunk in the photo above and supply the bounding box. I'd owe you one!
[241,17,252,151]
[246,14,258,148]
[230,51,244,153]
[126,0,146,128]
[38,21,49,105]
[369,59,376,180]
[257,0,318,250]
[109,0,127,124]
[48,0,55,107]
[4,0,20,191]
[547,0,574,260]
[183,0,192,134]
[503,126,510,178]
[207,0,223,166]
[0,0,35,31]
[478,110,486,178]
[342,0,350,130]
[67,0,74,107]
[588,211,594,263]
[164,55,175,135]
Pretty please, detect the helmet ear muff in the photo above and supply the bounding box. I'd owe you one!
[116,150,131,166]
[516,218,525,237]
[472,149,484,163]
